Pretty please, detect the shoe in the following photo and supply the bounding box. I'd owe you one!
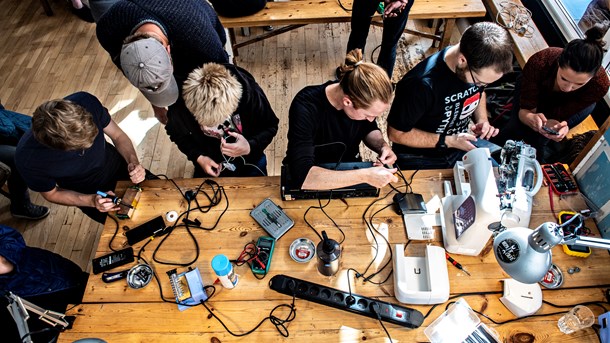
[69,4,95,23]
[11,203,51,220]
[0,162,10,186]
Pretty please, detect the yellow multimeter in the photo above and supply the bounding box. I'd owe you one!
[559,211,592,258]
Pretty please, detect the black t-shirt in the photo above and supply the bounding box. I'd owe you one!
[283,81,379,187]
[16,92,124,193]
[388,47,483,157]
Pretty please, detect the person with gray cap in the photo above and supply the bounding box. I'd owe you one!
[96,0,229,124]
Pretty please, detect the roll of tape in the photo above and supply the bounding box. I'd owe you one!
[166,210,178,223]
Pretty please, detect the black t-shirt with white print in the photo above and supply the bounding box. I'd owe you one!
[388,47,482,158]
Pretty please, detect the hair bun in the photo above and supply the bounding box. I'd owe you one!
[584,23,606,48]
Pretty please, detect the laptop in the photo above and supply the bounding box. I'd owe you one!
[281,162,380,200]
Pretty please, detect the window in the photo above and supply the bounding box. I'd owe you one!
[541,0,610,100]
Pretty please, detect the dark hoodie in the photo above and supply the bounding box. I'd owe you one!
[0,225,85,299]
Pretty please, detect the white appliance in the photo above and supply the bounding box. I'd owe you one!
[393,244,450,305]
[441,148,502,256]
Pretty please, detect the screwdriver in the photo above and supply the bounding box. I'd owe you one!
[445,252,471,276]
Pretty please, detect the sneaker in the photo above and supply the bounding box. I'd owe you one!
[11,203,51,220]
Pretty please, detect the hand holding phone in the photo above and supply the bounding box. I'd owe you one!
[542,126,560,135]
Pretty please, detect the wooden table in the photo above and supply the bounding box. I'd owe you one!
[60,171,610,342]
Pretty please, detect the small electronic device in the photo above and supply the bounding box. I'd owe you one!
[559,211,592,257]
[542,126,560,135]
[250,198,294,239]
[167,267,208,311]
[252,236,275,274]
[116,186,142,219]
[542,163,578,195]
[393,192,427,215]
[125,215,166,246]
[92,247,134,274]
[471,139,502,154]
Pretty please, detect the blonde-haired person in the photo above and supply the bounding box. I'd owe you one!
[15,92,150,224]
[283,49,398,190]
[165,63,279,177]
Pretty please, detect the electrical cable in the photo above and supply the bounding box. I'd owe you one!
[199,282,297,337]
[495,1,535,38]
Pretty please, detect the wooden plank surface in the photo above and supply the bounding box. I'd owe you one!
[60,171,610,342]
[220,0,487,28]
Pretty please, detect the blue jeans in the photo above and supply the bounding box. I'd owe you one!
[347,0,413,77]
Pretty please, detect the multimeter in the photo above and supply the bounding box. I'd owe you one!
[559,211,592,258]
[252,236,275,275]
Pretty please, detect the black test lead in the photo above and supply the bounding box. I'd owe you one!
[445,252,471,276]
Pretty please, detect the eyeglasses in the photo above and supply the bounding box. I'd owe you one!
[467,65,489,88]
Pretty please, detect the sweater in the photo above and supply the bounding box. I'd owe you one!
[520,47,610,126]
[96,0,229,84]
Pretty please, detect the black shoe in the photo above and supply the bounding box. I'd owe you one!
[11,203,51,220]
[70,5,94,23]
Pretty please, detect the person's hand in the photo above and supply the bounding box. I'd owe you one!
[152,105,168,125]
[384,0,408,17]
[221,132,251,157]
[93,191,120,212]
[375,145,397,166]
[446,132,477,152]
[128,163,145,184]
[197,155,221,177]
[471,121,499,140]
[367,166,398,188]
[542,119,569,142]
[522,112,547,132]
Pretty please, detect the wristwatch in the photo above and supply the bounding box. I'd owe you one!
[436,134,447,149]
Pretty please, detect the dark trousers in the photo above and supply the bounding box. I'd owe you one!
[347,0,413,77]
[0,145,30,209]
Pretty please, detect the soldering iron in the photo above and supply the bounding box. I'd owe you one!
[96,191,134,209]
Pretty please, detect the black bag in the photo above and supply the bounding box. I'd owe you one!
[485,63,522,130]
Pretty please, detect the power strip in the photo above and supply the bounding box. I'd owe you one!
[269,274,424,328]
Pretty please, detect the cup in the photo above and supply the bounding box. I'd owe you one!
[557,305,595,334]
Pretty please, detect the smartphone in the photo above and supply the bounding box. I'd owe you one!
[542,126,560,135]
[125,215,166,246]
[252,236,275,275]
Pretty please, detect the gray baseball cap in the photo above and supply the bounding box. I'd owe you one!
[120,38,178,107]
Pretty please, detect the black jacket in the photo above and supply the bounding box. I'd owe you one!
[165,64,278,173]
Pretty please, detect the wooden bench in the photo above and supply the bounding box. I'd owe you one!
[219,0,487,56]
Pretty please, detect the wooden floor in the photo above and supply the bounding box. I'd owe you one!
[0,0,454,271]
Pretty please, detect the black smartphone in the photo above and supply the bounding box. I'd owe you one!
[252,236,275,275]
[125,215,166,246]
[92,247,134,274]
[542,126,559,135]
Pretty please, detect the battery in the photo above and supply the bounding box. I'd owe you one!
[289,238,316,263]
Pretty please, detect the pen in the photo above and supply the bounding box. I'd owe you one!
[262,208,281,228]
[445,252,471,276]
